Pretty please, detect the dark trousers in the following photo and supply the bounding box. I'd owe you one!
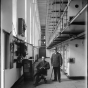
[35,74,46,84]
[53,67,61,81]
[34,69,47,84]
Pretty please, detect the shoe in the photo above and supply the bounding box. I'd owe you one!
[33,83,38,87]
[44,79,47,83]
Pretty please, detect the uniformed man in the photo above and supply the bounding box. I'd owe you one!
[51,47,62,82]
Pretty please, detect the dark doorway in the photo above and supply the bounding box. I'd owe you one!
[39,47,46,58]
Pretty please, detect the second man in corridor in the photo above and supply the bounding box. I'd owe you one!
[51,47,62,82]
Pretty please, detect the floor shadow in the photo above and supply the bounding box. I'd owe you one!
[61,78,72,82]
[61,78,85,82]
[46,80,53,84]
[36,79,53,86]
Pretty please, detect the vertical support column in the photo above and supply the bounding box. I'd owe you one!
[0,28,1,86]
[46,0,49,47]
[26,0,35,59]
[25,0,27,42]
[1,0,13,88]
[1,0,12,32]
[17,0,25,19]
[85,8,87,78]
[33,16,35,45]
[12,0,17,36]
[27,0,32,44]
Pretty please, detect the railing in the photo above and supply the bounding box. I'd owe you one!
[49,0,87,42]
[47,0,87,48]
[48,0,70,44]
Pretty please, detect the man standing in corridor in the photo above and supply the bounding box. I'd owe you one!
[51,47,62,82]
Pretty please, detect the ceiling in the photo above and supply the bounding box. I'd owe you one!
[37,0,67,26]
[37,0,48,26]
[37,0,68,40]
[37,0,86,49]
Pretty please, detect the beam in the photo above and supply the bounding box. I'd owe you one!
[52,1,68,5]
[51,10,64,12]
[49,25,56,26]
[49,21,58,23]
[71,22,85,25]
[55,39,68,41]
[50,17,60,18]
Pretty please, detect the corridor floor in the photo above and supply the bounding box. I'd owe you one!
[15,71,86,88]
[14,58,87,88]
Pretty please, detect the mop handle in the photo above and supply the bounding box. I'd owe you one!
[50,67,53,80]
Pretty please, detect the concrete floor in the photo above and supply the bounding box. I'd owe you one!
[15,71,86,88]
[14,58,87,88]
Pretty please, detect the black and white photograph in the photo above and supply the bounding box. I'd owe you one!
[0,0,88,88]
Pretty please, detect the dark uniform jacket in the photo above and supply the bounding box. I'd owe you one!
[51,52,62,67]
[36,60,50,75]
